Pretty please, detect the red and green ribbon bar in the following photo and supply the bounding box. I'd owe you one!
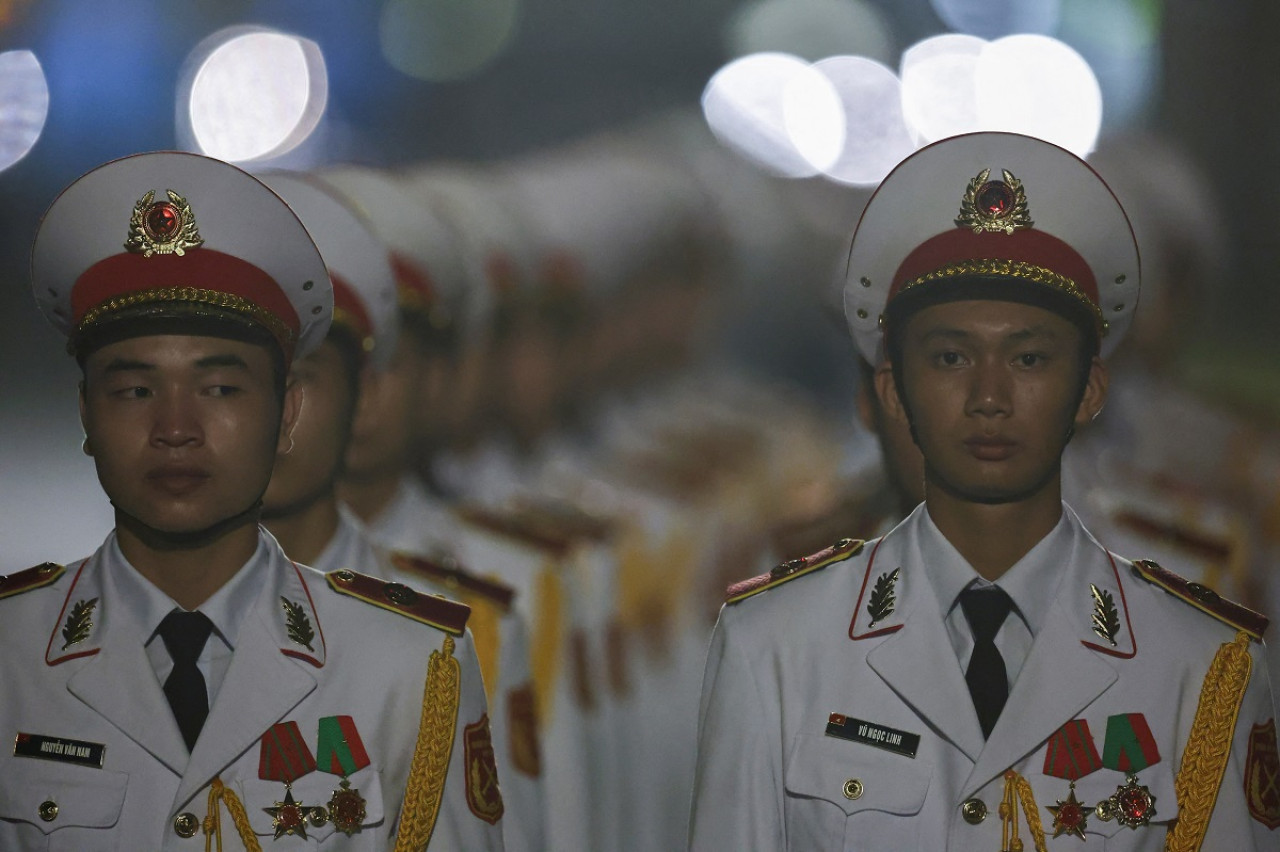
[316,715,371,778]
[1102,713,1161,773]
[259,721,317,783]
[1044,718,1102,780]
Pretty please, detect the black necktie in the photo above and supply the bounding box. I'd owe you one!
[156,611,215,751]
[959,587,1013,739]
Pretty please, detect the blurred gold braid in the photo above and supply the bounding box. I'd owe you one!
[395,635,460,852]
[203,777,262,852]
[1166,631,1253,852]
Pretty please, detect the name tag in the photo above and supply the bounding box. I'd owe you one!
[14,732,106,768]
[826,713,920,758]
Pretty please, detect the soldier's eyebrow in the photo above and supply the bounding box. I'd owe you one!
[194,353,251,371]
[101,357,155,373]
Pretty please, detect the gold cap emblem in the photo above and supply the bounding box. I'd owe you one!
[124,189,204,257]
[955,168,1033,235]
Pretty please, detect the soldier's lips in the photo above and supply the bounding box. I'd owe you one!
[146,465,210,495]
[964,437,1017,461]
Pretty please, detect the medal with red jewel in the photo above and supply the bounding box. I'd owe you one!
[1043,718,1103,839]
[316,715,371,835]
[1095,713,1161,828]
[259,721,318,838]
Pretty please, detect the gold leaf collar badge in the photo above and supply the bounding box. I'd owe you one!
[281,597,315,651]
[61,597,99,650]
[1089,583,1121,646]
[867,568,901,628]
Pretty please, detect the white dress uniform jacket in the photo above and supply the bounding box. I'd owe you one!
[0,528,504,851]
[319,507,547,852]
[689,504,1277,851]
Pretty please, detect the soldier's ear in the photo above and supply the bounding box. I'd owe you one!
[278,379,304,455]
[874,361,909,426]
[78,382,93,456]
[1074,356,1108,428]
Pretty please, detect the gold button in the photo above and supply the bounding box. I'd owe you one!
[173,812,199,838]
[842,778,864,800]
[38,800,58,822]
[308,805,330,827]
[961,798,987,824]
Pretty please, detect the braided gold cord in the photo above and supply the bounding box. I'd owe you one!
[1014,774,1049,852]
[1166,631,1253,852]
[395,635,461,852]
[203,777,263,852]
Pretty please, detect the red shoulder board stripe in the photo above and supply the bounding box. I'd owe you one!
[456,505,573,558]
[390,552,516,611]
[726,538,864,605]
[0,562,65,601]
[326,569,470,636]
[1132,559,1268,641]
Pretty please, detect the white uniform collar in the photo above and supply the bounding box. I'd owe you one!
[107,529,269,653]
[314,505,389,579]
[917,504,1074,639]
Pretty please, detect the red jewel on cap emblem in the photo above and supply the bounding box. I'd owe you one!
[124,189,204,257]
[955,168,1034,235]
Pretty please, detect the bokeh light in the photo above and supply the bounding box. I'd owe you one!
[899,34,986,145]
[182,28,328,163]
[380,0,521,82]
[930,0,1060,39]
[726,0,895,65]
[975,35,1102,157]
[813,56,915,186]
[0,50,49,173]
[702,53,846,179]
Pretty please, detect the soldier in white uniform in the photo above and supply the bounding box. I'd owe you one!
[256,170,543,852]
[0,152,504,850]
[689,132,1279,850]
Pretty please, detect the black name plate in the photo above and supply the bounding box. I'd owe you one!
[826,713,920,758]
[14,732,106,768]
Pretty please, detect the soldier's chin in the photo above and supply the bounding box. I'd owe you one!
[112,501,262,546]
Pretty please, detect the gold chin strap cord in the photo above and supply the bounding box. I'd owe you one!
[394,635,461,852]
[1166,631,1253,852]
[203,777,263,852]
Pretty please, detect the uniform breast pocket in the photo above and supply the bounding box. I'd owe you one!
[783,733,931,852]
[235,764,385,848]
[0,757,127,852]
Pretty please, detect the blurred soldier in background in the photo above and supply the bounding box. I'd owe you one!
[260,170,544,852]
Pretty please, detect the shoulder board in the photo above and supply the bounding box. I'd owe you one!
[455,505,573,557]
[326,569,470,636]
[511,498,617,543]
[726,538,864,605]
[389,552,516,611]
[1132,559,1268,641]
[0,562,65,601]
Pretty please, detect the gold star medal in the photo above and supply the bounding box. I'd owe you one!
[1048,782,1090,839]
[264,787,310,839]
[258,721,318,838]
[1042,719,1103,840]
[316,715,371,835]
